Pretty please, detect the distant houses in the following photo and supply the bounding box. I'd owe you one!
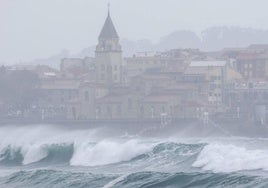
[2,11,268,125]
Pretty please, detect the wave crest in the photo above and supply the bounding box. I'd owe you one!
[193,143,268,172]
[70,140,151,166]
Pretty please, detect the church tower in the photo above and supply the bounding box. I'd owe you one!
[95,8,123,86]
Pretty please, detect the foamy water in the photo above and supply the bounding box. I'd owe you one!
[193,143,268,172]
[71,140,152,166]
[1,125,268,188]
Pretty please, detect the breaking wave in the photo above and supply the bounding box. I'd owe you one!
[2,125,268,187]
[0,140,152,167]
[70,140,151,166]
[193,143,268,173]
[0,143,74,165]
[1,125,268,172]
[2,140,268,174]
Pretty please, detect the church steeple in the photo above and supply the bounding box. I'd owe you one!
[98,6,119,40]
[95,7,123,85]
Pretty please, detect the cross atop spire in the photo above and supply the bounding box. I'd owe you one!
[108,3,110,16]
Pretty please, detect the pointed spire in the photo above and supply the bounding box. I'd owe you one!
[98,5,119,40]
[108,3,110,16]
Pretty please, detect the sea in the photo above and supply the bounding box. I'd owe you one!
[1,124,268,188]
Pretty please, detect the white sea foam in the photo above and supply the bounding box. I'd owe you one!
[21,144,48,165]
[0,125,151,166]
[3,124,268,171]
[70,140,151,166]
[193,143,268,173]
[0,125,98,165]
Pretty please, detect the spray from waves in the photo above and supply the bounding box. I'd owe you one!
[0,140,152,167]
[0,124,154,167]
[2,137,268,175]
[0,125,203,168]
[2,125,268,175]
[0,125,100,166]
[0,140,204,169]
[70,140,151,166]
[0,143,74,165]
[193,143,268,173]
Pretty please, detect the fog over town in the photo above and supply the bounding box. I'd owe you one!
[2,1,268,188]
[1,0,268,63]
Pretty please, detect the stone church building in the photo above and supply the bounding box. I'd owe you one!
[65,10,125,119]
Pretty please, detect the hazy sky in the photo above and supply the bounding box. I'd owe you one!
[1,0,268,63]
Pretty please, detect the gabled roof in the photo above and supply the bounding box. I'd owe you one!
[98,12,119,40]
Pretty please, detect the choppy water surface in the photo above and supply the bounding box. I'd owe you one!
[1,124,268,188]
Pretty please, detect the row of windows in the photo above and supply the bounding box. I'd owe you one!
[101,65,119,71]
[98,104,173,114]
[96,105,122,116]
[209,93,221,97]
[95,99,134,115]
[210,76,221,81]
[244,64,253,69]
[242,63,264,70]
[210,83,221,90]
